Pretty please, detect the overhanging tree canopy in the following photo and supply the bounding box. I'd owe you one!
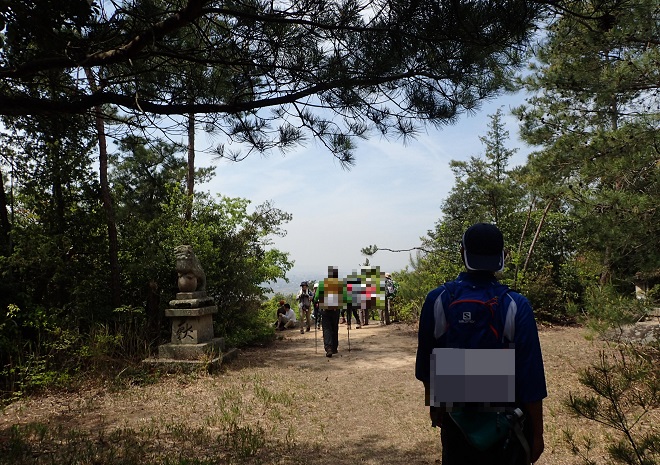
[0,0,543,161]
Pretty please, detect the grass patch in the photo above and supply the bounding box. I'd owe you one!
[0,419,293,465]
[0,370,307,465]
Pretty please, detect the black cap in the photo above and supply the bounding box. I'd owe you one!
[461,223,505,272]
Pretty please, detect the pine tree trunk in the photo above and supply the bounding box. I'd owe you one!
[0,165,11,255]
[185,113,195,222]
[85,68,121,307]
[514,196,536,289]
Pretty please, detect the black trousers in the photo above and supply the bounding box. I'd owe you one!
[321,309,340,352]
[346,304,361,325]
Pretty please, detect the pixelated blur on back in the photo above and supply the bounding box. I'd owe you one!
[430,348,515,408]
[344,266,386,311]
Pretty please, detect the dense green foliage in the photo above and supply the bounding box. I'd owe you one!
[391,99,657,323]
[387,109,587,323]
[516,0,660,290]
[0,129,292,400]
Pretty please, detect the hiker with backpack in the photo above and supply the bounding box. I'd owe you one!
[415,223,547,465]
[312,282,322,329]
[314,266,346,357]
[344,275,362,329]
[385,272,399,322]
[297,281,314,333]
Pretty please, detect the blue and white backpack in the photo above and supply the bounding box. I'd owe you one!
[431,280,530,463]
[433,280,516,349]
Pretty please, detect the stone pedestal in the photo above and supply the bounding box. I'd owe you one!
[143,290,237,372]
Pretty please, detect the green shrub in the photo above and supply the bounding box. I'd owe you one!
[390,299,422,323]
[646,284,660,305]
[565,345,660,465]
[580,284,648,332]
[220,299,277,348]
[519,266,574,324]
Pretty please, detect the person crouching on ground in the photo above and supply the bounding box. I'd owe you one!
[278,303,297,331]
[274,300,286,327]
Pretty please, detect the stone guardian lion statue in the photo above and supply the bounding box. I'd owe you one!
[174,245,207,292]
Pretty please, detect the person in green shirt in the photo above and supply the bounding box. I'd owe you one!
[314,266,347,357]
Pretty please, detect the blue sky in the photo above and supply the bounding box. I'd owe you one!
[197,92,533,279]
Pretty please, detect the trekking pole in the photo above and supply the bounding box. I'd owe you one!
[314,313,318,354]
[347,316,351,352]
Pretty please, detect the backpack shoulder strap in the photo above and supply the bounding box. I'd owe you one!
[432,281,457,339]
[501,289,516,343]
[443,280,458,300]
[482,283,516,344]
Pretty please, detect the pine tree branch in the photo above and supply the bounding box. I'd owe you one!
[361,245,431,256]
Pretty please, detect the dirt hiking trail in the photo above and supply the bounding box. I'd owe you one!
[0,322,625,464]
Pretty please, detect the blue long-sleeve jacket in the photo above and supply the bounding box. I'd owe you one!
[415,272,547,404]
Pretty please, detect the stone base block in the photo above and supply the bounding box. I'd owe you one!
[142,356,223,373]
[176,291,208,300]
[142,346,239,374]
[170,313,215,344]
[158,337,225,360]
[166,305,218,318]
[169,297,215,308]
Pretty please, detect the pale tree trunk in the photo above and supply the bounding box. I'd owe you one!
[521,198,554,280]
[513,196,536,289]
[84,68,121,307]
[0,165,11,255]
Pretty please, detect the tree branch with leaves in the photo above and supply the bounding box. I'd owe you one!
[0,0,544,162]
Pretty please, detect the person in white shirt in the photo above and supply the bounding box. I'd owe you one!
[277,303,297,330]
